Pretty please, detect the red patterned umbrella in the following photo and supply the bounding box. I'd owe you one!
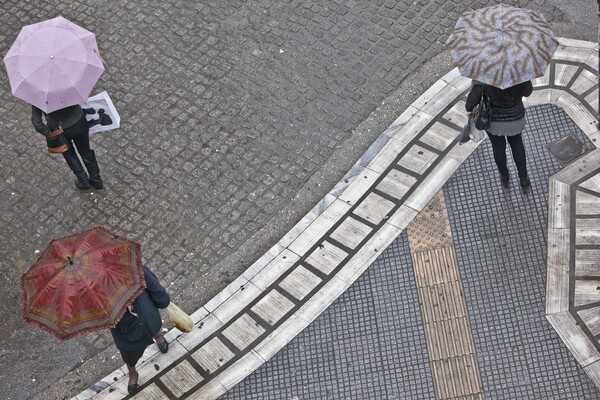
[21,226,145,340]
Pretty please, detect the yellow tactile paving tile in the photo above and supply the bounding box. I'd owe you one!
[407,190,484,399]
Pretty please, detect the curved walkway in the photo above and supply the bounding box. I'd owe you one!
[75,38,598,399]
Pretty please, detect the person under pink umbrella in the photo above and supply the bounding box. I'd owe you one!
[4,16,106,190]
[31,104,104,190]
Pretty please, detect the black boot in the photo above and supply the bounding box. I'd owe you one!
[81,150,103,190]
[500,172,509,188]
[63,154,91,190]
[520,176,531,193]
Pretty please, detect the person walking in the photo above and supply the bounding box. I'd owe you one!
[110,266,170,395]
[31,104,103,190]
[465,80,533,192]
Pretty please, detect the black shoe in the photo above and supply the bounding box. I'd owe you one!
[520,177,531,193]
[74,178,91,190]
[157,339,169,353]
[89,179,104,190]
[82,107,96,115]
[81,150,103,189]
[127,383,140,395]
[500,173,509,188]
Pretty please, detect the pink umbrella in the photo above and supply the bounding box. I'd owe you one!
[3,16,104,113]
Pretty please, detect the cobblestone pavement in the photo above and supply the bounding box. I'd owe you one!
[0,0,594,399]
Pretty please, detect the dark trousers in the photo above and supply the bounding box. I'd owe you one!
[486,132,528,179]
[61,115,101,183]
[62,115,91,163]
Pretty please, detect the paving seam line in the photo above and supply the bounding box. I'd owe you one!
[75,38,598,400]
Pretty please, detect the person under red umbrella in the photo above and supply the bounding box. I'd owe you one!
[110,266,170,396]
[20,227,170,395]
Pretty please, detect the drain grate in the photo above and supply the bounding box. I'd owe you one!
[547,133,588,165]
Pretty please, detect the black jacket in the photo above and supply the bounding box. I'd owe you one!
[110,267,170,352]
[31,105,83,136]
[465,81,533,122]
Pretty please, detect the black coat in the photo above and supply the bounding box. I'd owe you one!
[465,81,533,122]
[110,267,170,352]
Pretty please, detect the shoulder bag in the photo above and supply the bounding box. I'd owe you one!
[46,127,68,153]
[474,85,492,130]
[45,112,68,153]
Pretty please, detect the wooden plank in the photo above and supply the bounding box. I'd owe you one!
[548,180,571,229]
[353,192,396,225]
[221,314,266,350]
[576,249,600,277]
[580,172,600,193]
[574,280,600,307]
[329,216,373,249]
[578,306,600,336]
[576,190,600,215]
[131,383,169,400]
[583,359,600,392]
[405,158,460,212]
[546,228,571,314]
[552,150,600,185]
[420,121,458,152]
[278,266,322,301]
[576,218,600,246]
[250,289,295,325]
[191,337,235,374]
[397,144,438,175]
[304,240,348,275]
[556,91,599,137]
[554,63,580,87]
[376,169,418,200]
[159,360,203,398]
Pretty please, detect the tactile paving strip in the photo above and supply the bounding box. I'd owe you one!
[407,190,484,399]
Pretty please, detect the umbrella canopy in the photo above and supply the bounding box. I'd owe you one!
[21,226,145,340]
[446,4,558,89]
[3,16,104,113]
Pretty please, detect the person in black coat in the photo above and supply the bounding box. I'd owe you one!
[466,81,533,191]
[31,104,103,190]
[110,267,170,395]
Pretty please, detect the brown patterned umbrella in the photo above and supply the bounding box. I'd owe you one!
[446,4,558,89]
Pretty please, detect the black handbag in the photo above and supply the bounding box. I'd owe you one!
[46,127,68,153]
[474,86,491,130]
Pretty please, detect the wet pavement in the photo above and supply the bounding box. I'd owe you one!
[71,40,600,400]
[0,1,596,399]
